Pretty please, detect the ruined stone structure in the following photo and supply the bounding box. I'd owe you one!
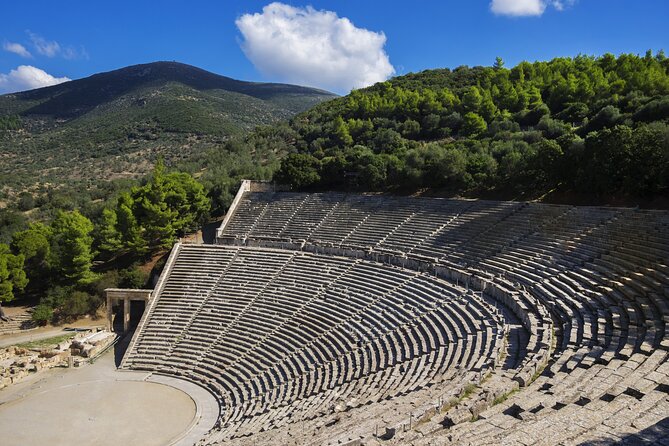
[0,329,115,390]
[105,288,153,332]
[122,182,669,445]
[0,309,36,335]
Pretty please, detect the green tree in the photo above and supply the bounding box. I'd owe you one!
[331,116,354,146]
[461,86,483,114]
[0,244,27,320]
[627,123,669,195]
[131,160,179,250]
[11,222,51,291]
[116,192,146,254]
[49,210,95,285]
[422,144,470,189]
[582,125,635,194]
[530,139,565,188]
[101,164,211,256]
[583,105,622,133]
[98,208,122,254]
[480,90,499,122]
[466,151,498,188]
[162,171,211,235]
[11,222,51,264]
[276,153,322,189]
[462,112,488,136]
[97,192,146,257]
[400,119,421,139]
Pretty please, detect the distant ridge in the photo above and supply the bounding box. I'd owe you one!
[4,61,335,118]
[0,61,336,198]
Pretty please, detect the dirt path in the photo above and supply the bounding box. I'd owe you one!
[0,327,70,348]
[0,318,104,348]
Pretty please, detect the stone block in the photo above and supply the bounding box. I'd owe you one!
[443,407,472,427]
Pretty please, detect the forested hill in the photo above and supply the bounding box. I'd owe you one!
[268,52,669,204]
[0,61,335,205]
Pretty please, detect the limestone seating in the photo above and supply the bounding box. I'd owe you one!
[120,190,669,445]
[124,245,523,443]
[209,190,668,444]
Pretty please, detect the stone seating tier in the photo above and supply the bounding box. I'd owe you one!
[119,189,669,445]
[205,190,668,445]
[124,244,529,442]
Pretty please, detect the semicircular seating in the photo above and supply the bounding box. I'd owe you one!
[124,245,538,444]
[201,189,669,445]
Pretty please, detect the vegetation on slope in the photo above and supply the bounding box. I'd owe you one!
[1,161,210,324]
[0,61,334,284]
[268,52,669,202]
[0,61,335,209]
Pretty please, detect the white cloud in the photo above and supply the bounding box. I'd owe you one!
[551,0,577,11]
[62,45,89,60]
[28,31,61,57]
[236,2,395,93]
[490,0,576,16]
[26,31,88,60]
[3,42,32,58]
[0,65,70,94]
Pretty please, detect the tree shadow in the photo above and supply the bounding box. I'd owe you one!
[578,417,669,445]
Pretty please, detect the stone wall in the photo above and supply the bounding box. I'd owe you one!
[0,346,70,390]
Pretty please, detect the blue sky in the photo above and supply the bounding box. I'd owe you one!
[1,1,667,94]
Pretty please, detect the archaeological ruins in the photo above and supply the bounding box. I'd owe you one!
[112,180,669,445]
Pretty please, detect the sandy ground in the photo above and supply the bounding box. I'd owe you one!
[0,351,201,446]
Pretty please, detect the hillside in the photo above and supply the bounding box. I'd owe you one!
[0,61,335,206]
[230,52,669,206]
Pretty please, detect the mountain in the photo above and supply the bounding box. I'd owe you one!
[0,61,334,118]
[0,62,335,203]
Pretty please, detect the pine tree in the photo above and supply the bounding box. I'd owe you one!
[332,116,354,147]
[462,112,488,136]
[132,160,178,250]
[98,208,122,254]
[461,86,483,114]
[117,192,147,253]
[49,211,95,285]
[10,222,51,291]
[0,244,27,321]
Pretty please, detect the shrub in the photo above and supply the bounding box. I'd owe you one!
[120,265,149,289]
[91,270,121,297]
[32,304,53,325]
[43,286,71,310]
[17,193,35,212]
[61,291,91,317]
